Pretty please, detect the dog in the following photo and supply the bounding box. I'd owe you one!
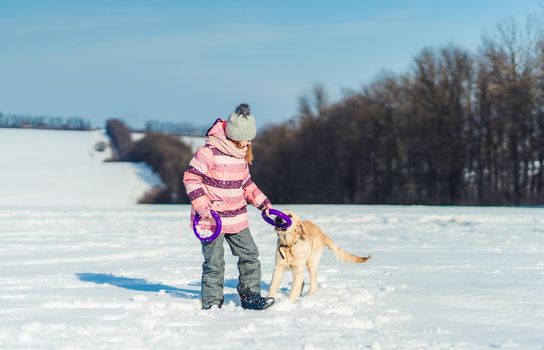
[267,209,371,302]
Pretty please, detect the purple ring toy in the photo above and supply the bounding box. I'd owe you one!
[193,210,222,242]
[261,209,292,229]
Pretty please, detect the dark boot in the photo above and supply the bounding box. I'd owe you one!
[239,293,274,310]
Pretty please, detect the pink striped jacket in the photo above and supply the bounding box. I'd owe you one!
[183,119,271,234]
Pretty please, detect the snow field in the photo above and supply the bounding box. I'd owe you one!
[1,205,543,349]
[0,128,162,207]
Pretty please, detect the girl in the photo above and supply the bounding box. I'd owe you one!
[183,103,275,310]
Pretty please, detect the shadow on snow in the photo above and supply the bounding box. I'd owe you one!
[76,272,201,299]
[76,273,271,306]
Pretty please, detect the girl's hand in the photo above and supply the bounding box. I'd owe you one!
[197,209,214,231]
[200,209,212,220]
[263,205,273,217]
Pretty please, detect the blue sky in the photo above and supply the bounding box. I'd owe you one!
[0,0,542,129]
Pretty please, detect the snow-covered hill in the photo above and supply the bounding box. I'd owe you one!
[0,128,162,207]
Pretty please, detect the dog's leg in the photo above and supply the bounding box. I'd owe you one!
[307,251,322,295]
[307,261,318,295]
[267,265,285,299]
[306,248,323,295]
[289,266,305,302]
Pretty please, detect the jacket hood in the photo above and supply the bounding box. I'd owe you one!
[205,118,247,159]
[206,118,228,140]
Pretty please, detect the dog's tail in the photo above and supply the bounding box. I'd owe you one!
[322,232,371,263]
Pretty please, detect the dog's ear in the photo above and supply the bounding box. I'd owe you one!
[295,221,304,236]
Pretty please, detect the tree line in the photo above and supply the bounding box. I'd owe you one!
[251,19,544,205]
[140,120,208,136]
[0,112,91,131]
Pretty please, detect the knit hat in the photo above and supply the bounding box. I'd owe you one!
[225,103,257,141]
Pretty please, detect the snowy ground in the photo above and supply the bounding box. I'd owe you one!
[0,128,162,207]
[1,129,544,349]
[1,206,544,349]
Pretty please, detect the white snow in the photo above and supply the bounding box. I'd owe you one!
[0,128,162,207]
[1,129,544,349]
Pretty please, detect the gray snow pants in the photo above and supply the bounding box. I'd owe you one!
[200,228,261,308]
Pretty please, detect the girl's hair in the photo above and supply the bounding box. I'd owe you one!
[232,140,254,165]
[246,144,254,165]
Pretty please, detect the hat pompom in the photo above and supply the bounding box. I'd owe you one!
[226,103,256,141]
[235,103,251,117]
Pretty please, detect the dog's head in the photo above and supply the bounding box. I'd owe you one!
[274,209,303,246]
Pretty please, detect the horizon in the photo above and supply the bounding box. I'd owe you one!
[1,0,542,129]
